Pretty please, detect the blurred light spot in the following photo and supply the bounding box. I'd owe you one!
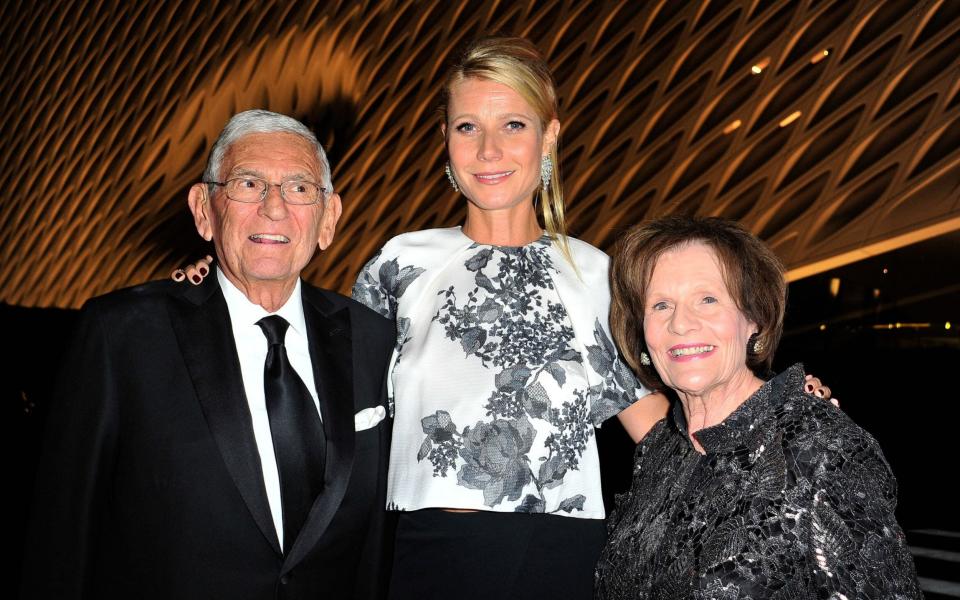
[872,322,930,330]
[779,111,802,127]
[723,120,742,134]
[751,57,771,74]
[829,277,840,298]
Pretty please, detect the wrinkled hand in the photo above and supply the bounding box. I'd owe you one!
[804,374,839,407]
[171,255,212,285]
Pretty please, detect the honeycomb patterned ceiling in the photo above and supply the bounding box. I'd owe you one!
[2,0,958,308]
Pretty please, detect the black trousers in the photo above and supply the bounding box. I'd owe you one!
[388,509,607,600]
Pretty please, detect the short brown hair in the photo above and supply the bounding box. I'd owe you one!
[610,217,787,390]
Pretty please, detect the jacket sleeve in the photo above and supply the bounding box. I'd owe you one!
[351,314,396,600]
[692,415,922,599]
[21,301,119,600]
[802,427,923,599]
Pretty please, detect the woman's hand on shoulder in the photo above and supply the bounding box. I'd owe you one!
[804,374,839,407]
[171,255,212,285]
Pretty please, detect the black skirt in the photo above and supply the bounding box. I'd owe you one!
[388,509,606,600]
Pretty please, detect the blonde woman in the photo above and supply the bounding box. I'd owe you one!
[350,37,665,599]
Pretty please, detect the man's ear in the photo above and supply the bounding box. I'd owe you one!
[317,192,342,250]
[188,184,213,241]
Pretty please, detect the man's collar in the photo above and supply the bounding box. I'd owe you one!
[217,268,306,335]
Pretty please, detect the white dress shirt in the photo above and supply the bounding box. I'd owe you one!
[218,269,321,548]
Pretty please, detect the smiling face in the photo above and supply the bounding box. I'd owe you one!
[642,242,759,399]
[188,132,341,295]
[444,78,559,217]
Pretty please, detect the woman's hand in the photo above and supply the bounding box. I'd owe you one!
[804,374,839,407]
[171,255,213,285]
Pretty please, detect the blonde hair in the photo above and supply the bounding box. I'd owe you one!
[440,37,573,265]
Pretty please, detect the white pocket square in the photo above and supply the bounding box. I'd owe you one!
[354,405,387,431]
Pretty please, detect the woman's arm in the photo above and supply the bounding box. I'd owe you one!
[616,392,669,443]
[615,375,834,444]
[615,379,833,444]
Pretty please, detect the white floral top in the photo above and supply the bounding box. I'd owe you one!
[352,227,649,518]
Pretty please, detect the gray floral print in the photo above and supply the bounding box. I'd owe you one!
[353,230,642,516]
[413,240,630,511]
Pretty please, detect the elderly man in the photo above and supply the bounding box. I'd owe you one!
[22,110,394,599]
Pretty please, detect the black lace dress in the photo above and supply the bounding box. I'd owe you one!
[595,364,922,599]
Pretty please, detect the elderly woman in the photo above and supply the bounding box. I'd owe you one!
[595,216,921,599]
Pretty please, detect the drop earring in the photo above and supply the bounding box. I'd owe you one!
[445,162,459,193]
[540,155,553,191]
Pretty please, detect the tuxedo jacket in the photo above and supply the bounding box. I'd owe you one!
[21,275,395,600]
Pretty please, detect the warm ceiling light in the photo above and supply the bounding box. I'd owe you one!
[723,119,742,134]
[751,57,771,74]
[811,49,830,64]
[872,323,930,330]
[819,324,826,331]
[779,111,802,127]
[829,277,840,297]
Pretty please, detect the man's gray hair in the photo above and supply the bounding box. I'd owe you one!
[204,109,334,193]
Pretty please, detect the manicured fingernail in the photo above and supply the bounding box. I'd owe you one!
[192,275,201,283]
[199,267,208,276]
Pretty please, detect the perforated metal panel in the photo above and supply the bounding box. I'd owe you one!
[2,1,958,307]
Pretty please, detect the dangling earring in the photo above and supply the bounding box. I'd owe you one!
[748,334,764,355]
[445,162,459,193]
[640,351,651,366]
[540,155,553,191]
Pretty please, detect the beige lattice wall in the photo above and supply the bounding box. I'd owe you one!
[2,0,958,307]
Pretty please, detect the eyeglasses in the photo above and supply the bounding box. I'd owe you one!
[204,177,326,205]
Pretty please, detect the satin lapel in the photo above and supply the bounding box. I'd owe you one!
[168,277,282,555]
[284,288,355,572]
